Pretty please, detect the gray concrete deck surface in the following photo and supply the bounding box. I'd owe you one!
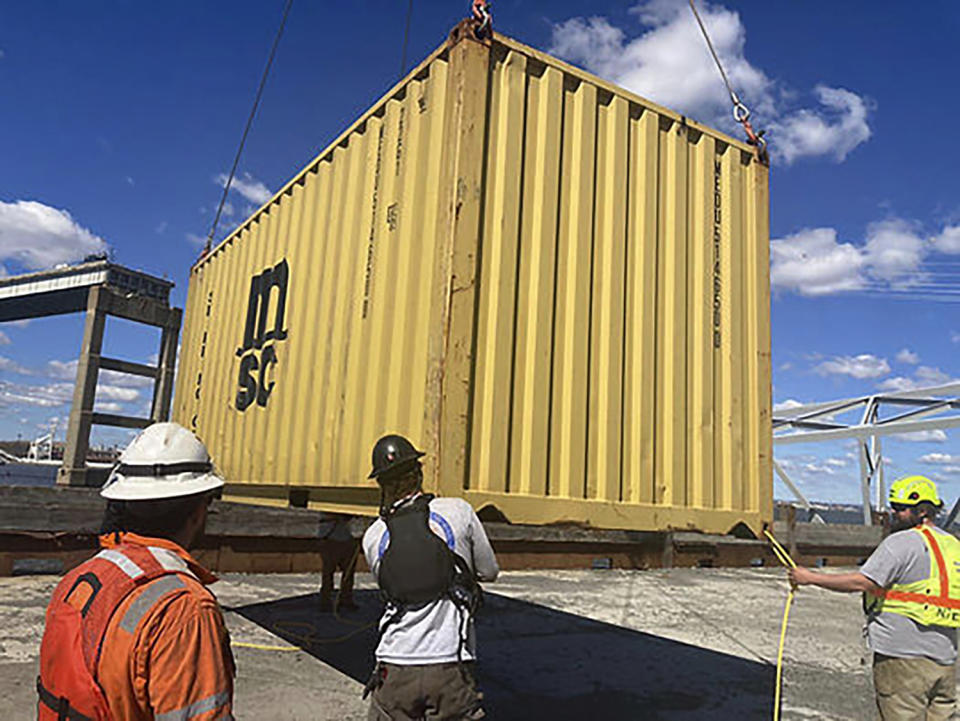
[0,567,918,720]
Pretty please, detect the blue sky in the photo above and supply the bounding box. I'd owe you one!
[1,1,958,505]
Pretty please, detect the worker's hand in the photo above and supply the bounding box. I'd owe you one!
[788,567,815,587]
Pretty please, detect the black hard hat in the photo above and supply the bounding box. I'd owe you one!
[368,434,426,479]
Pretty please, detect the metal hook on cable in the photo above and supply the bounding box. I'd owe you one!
[688,0,768,163]
[472,0,492,38]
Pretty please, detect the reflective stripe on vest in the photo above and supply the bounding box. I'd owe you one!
[155,690,232,721]
[866,526,960,627]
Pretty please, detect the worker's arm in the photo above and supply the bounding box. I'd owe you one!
[468,508,499,582]
[789,567,882,593]
[146,594,235,720]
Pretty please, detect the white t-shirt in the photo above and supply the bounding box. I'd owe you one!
[362,495,499,665]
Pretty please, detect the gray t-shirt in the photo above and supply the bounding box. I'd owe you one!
[860,525,958,665]
[362,495,499,665]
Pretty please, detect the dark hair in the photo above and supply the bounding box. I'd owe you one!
[377,463,423,517]
[100,492,211,540]
[915,501,941,522]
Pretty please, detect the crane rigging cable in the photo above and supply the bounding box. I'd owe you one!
[204,0,294,255]
[688,0,768,163]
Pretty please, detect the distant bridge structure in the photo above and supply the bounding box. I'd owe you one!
[0,260,182,486]
[773,383,960,526]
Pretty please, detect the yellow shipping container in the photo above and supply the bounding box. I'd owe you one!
[174,22,772,537]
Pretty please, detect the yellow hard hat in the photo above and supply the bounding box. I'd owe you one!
[888,475,943,508]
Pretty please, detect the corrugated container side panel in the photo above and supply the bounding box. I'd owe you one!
[283,167,323,484]
[508,63,563,499]
[550,78,595,501]
[654,117,688,509]
[755,162,773,519]
[587,93,628,503]
[361,102,401,453]
[407,65,449,454]
[622,109,658,506]
[174,263,201,428]
[241,203,276,482]
[307,157,340,483]
[390,85,421,440]
[742,156,760,513]
[714,145,739,511]
[337,117,383,480]
[314,146,354,484]
[686,132,715,510]
[203,235,233,463]
[471,48,526,495]
[267,179,308,484]
[728,150,747,511]
[224,221,256,478]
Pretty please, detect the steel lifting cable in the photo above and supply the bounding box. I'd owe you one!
[764,530,798,721]
[204,0,294,256]
[688,0,768,162]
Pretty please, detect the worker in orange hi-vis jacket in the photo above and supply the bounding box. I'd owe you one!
[37,422,235,721]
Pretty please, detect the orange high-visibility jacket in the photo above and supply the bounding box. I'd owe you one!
[38,533,234,721]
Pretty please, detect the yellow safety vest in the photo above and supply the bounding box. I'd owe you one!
[865,526,960,628]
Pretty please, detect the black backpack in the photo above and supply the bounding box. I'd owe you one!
[378,494,481,613]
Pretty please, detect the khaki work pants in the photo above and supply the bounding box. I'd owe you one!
[874,653,957,721]
[367,662,485,721]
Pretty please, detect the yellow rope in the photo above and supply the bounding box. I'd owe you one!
[764,530,798,721]
[232,641,299,652]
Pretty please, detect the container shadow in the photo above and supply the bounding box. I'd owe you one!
[230,590,775,720]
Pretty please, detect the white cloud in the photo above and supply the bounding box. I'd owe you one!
[0,355,31,375]
[815,354,890,379]
[952,332,960,344]
[771,86,871,164]
[125,176,135,187]
[94,401,124,413]
[770,219,934,297]
[773,398,804,412]
[46,359,153,388]
[549,1,872,164]
[862,219,925,283]
[0,379,139,410]
[215,172,272,206]
[0,330,9,346]
[877,366,955,392]
[186,233,207,248]
[920,453,960,465]
[895,430,948,443]
[0,200,107,272]
[770,228,864,296]
[896,348,920,364]
[932,226,960,254]
[155,221,168,235]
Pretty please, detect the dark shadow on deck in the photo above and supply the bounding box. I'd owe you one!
[230,590,775,720]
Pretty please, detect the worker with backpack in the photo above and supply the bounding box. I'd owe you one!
[362,434,499,720]
[36,423,235,721]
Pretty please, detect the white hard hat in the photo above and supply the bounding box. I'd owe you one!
[101,422,225,501]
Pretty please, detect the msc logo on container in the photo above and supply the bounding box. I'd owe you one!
[236,259,289,411]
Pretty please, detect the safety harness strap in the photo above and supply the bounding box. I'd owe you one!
[36,677,94,721]
[870,527,959,608]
